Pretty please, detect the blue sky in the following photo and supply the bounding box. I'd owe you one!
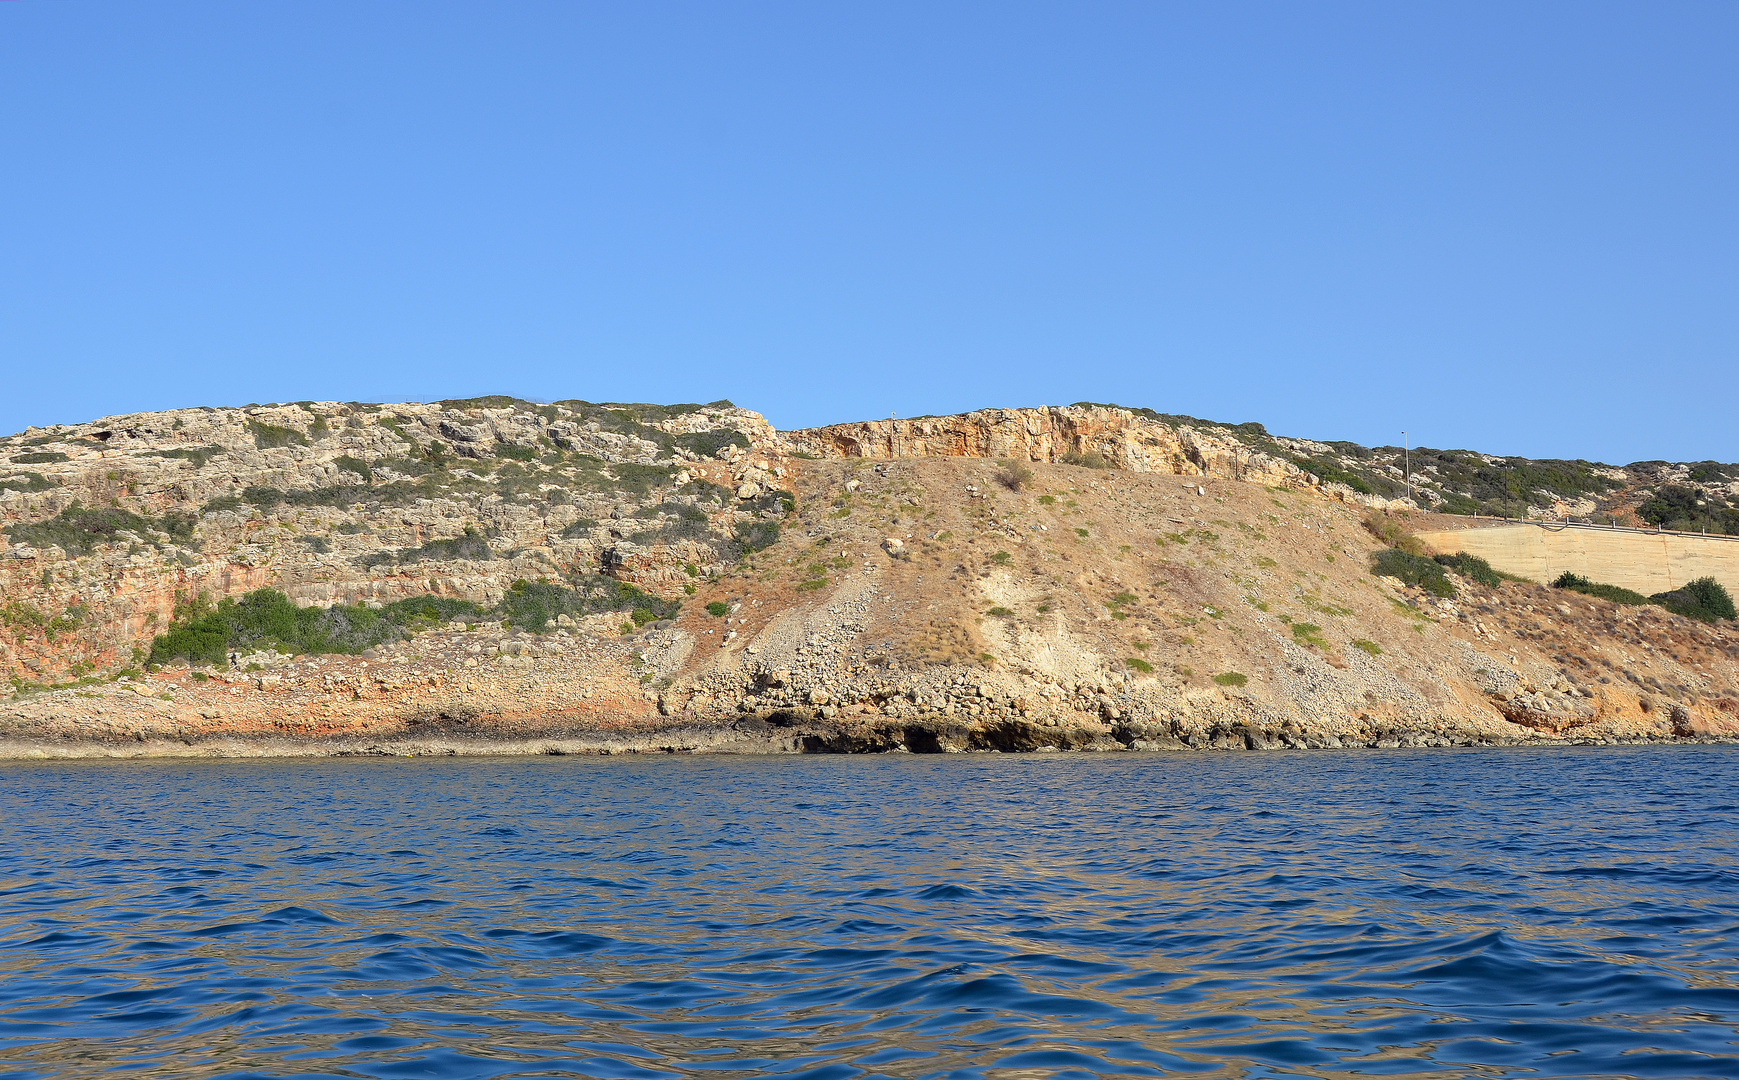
[2,2,1734,464]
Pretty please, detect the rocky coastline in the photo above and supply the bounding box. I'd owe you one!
[4,398,1738,758]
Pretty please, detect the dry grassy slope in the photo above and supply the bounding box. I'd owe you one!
[663,457,1739,747]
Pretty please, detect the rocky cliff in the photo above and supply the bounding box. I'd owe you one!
[787,405,1313,489]
[2,398,1737,757]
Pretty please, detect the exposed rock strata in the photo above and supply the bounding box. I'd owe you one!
[3,400,1738,757]
[788,405,1315,489]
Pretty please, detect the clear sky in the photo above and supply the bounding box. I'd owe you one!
[3,3,1735,464]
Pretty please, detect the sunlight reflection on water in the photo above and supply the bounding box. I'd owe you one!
[1,748,1737,1078]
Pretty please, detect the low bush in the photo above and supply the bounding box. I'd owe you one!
[1060,450,1109,469]
[1370,548,1455,597]
[997,460,1033,491]
[1361,510,1424,554]
[1552,572,1653,607]
[333,455,373,482]
[1653,577,1736,622]
[147,590,406,665]
[675,429,749,459]
[378,595,484,630]
[1434,551,1502,587]
[6,504,196,557]
[1126,657,1154,673]
[1352,639,1383,656]
[149,575,683,662]
[153,445,226,469]
[630,502,712,545]
[242,485,285,508]
[247,420,307,449]
[497,576,676,632]
[1294,455,1378,495]
[732,519,780,554]
[0,472,55,494]
[10,452,67,464]
[1212,671,1248,687]
[706,601,729,617]
[359,527,494,568]
[201,495,246,516]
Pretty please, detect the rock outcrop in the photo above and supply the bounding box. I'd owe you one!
[2,397,1737,757]
[787,405,1314,489]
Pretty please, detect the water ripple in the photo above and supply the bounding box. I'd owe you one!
[0,747,1737,1077]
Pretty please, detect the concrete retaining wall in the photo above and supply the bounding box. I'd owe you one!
[1414,523,1739,597]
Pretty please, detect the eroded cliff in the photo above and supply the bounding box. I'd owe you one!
[3,399,1737,757]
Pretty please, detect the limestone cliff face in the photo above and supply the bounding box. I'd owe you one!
[786,405,1314,488]
[3,397,1738,758]
[0,399,782,684]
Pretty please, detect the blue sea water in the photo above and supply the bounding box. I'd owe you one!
[1,748,1737,1079]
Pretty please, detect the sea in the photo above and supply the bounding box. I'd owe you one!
[1,748,1736,1079]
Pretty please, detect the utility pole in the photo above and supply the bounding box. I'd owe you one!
[1402,431,1410,505]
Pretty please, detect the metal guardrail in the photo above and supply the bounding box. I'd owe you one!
[1444,516,1739,545]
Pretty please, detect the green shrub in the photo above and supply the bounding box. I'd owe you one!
[1652,577,1736,622]
[10,452,67,464]
[1126,657,1154,673]
[491,575,678,633]
[1434,551,1502,587]
[630,502,713,545]
[1,472,55,494]
[1352,639,1382,656]
[675,429,749,459]
[991,550,1011,565]
[246,420,307,449]
[706,601,729,617]
[201,495,246,516]
[987,606,1014,617]
[359,527,493,568]
[1552,572,1653,607]
[732,519,780,554]
[333,455,373,482]
[494,443,537,462]
[1290,623,1327,649]
[1212,671,1247,687]
[5,504,195,558]
[558,518,600,539]
[152,445,226,469]
[378,595,485,630]
[1060,450,1109,469]
[1370,548,1455,597]
[147,589,406,665]
[742,487,796,517]
[439,395,525,411]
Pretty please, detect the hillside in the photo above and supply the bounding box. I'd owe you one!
[2,398,1736,756]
